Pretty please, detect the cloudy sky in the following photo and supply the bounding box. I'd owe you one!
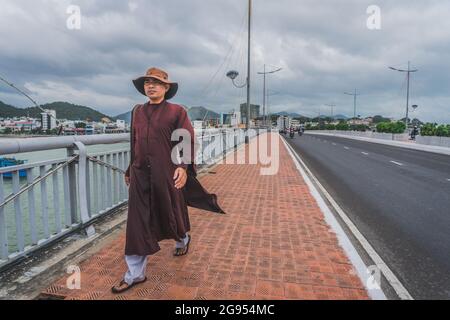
[0,0,449,123]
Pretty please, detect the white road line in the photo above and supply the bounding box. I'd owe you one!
[447,179,450,182]
[282,137,412,300]
[390,161,404,166]
[362,152,369,156]
[344,146,350,150]
[332,143,337,146]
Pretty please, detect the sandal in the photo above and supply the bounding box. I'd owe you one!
[111,276,147,294]
[173,235,191,257]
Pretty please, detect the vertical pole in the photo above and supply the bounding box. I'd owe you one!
[246,0,252,143]
[67,148,78,224]
[263,64,266,126]
[405,61,410,130]
[354,89,357,120]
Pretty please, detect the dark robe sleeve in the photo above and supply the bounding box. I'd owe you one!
[173,107,199,176]
[175,107,226,214]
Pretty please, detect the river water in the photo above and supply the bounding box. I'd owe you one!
[0,138,131,254]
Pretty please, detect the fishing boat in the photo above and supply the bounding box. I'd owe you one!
[0,157,28,178]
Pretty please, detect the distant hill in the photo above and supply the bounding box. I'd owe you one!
[273,111,304,118]
[0,101,22,118]
[0,100,114,121]
[188,106,220,121]
[334,114,348,120]
[115,110,132,123]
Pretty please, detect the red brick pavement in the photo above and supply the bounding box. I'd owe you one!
[41,133,368,300]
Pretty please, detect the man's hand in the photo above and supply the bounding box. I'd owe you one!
[124,175,130,187]
[173,167,187,189]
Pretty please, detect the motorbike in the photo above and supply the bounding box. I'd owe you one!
[289,130,295,139]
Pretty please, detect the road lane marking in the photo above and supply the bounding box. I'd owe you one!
[282,137,411,300]
[390,161,404,166]
[362,152,369,156]
[344,146,350,150]
[332,143,337,146]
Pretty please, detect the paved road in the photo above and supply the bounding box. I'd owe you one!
[286,133,450,299]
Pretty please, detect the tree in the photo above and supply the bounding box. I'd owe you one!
[376,121,405,133]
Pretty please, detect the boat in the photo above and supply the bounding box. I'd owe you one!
[0,157,28,178]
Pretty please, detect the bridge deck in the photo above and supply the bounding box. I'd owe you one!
[41,133,368,300]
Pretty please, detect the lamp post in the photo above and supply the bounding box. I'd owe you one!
[389,61,418,131]
[325,103,336,122]
[258,65,282,126]
[344,89,360,125]
[227,0,252,143]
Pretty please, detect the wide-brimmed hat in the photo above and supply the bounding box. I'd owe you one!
[132,67,178,100]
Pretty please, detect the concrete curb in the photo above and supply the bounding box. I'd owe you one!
[305,132,450,156]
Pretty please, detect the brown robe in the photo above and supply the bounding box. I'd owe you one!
[124,100,225,256]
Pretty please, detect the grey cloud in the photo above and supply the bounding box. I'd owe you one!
[0,0,449,122]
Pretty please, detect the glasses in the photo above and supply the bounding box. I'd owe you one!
[144,78,166,86]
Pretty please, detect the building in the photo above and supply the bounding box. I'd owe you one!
[240,103,260,124]
[115,119,125,129]
[277,116,291,131]
[40,109,57,131]
[220,111,241,127]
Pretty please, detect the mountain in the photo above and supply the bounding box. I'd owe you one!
[0,101,114,121]
[115,110,132,123]
[0,101,22,118]
[187,106,220,121]
[273,111,304,118]
[333,114,348,120]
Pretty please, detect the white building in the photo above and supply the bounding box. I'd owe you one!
[116,119,125,129]
[40,109,57,130]
[192,120,204,130]
[277,116,291,131]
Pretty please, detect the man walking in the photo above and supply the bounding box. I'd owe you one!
[112,67,225,294]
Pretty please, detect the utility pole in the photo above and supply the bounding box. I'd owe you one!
[389,61,418,130]
[325,103,336,120]
[258,65,282,126]
[245,0,252,143]
[344,89,360,124]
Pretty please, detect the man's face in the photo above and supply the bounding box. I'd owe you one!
[144,78,170,100]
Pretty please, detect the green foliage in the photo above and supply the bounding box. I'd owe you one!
[420,123,450,137]
[372,115,391,124]
[335,121,350,131]
[376,121,406,133]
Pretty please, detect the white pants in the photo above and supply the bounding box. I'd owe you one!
[124,233,189,285]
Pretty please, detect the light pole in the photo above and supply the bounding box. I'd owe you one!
[258,65,282,126]
[227,0,252,143]
[325,103,336,122]
[389,61,418,131]
[344,89,360,125]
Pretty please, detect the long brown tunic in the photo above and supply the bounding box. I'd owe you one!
[124,100,225,256]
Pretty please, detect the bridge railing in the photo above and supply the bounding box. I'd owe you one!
[0,128,263,270]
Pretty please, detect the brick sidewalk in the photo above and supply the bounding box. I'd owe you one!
[42,133,368,300]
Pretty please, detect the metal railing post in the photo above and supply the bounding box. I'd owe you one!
[66,147,78,225]
[73,141,95,237]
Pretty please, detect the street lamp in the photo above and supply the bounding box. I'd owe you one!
[389,61,418,131]
[227,0,252,143]
[258,65,282,126]
[325,103,336,122]
[344,89,360,125]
